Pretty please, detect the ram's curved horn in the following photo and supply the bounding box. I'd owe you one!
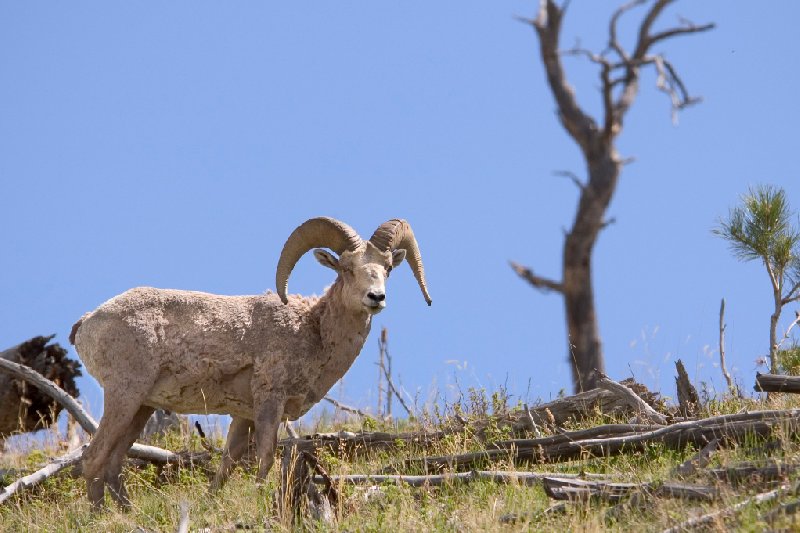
[370,219,432,306]
[276,217,362,304]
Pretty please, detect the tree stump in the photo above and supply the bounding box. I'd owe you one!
[278,441,334,526]
[675,359,700,417]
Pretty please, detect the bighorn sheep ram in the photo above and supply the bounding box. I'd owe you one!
[69,217,431,509]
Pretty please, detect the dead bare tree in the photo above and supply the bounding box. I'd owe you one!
[511,0,713,392]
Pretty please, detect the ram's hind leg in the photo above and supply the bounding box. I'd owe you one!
[82,374,155,511]
[211,416,255,491]
[105,405,155,509]
[83,395,146,509]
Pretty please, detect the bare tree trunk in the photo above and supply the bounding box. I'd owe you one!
[512,1,713,392]
[563,154,617,390]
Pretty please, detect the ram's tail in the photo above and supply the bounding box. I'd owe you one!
[69,313,89,345]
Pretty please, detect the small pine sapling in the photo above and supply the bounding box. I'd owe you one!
[714,185,800,374]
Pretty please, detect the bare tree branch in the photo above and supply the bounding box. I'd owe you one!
[509,261,564,294]
[607,0,646,62]
[782,281,800,305]
[526,0,598,151]
[648,21,716,49]
[323,396,375,421]
[718,298,734,392]
[377,362,414,417]
[553,169,586,190]
[614,0,713,124]
[776,311,800,352]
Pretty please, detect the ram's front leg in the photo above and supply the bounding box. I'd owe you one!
[253,395,286,481]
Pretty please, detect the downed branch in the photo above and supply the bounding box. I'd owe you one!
[662,482,795,533]
[755,373,800,394]
[595,371,668,425]
[323,396,376,420]
[762,496,800,523]
[500,503,568,525]
[316,470,608,488]
[670,438,720,478]
[542,476,717,503]
[406,409,800,472]
[280,429,447,457]
[0,445,87,505]
[708,461,799,487]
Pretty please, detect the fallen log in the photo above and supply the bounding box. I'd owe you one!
[508,382,665,429]
[276,381,668,458]
[0,445,87,505]
[762,496,800,523]
[279,429,448,457]
[542,477,717,503]
[0,336,81,436]
[708,461,799,487]
[755,373,800,394]
[542,477,640,502]
[662,482,794,533]
[406,409,800,472]
[316,470,608,488]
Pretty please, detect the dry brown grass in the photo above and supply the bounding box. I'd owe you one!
[2,391,800,532]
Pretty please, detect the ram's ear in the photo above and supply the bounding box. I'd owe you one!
[391,249,406,268]
[313,249,340,271]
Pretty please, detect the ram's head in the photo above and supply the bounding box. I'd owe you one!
[276,217,432,313]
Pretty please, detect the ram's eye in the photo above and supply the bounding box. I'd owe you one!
[386,266,393,275]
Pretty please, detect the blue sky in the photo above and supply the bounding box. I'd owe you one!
[2,2,799,420]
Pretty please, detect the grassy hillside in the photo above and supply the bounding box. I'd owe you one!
[2,390,800,532]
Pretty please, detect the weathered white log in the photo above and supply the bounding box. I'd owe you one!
[595,371,668,425]
[316,470,608,487]
[0,445,87,505]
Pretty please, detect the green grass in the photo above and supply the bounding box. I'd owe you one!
[3,393,800,531]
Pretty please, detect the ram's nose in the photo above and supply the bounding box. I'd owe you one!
[364,291,387,313]
[367,291,386,303]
